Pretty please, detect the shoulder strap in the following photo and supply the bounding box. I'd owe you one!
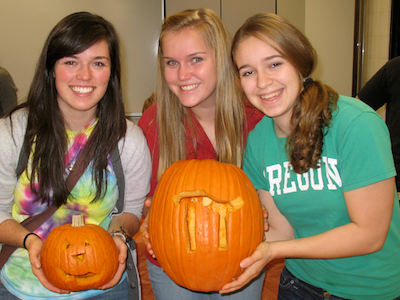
[110,144,140,299]
[16,137,26,177]
[111,145,125,214]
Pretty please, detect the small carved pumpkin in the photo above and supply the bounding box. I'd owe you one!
[41,215,119,291]
[148,159,264,292]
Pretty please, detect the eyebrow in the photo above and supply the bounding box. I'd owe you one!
[65,54,110,60]
[237,54,283,72]
[163,51,208,60]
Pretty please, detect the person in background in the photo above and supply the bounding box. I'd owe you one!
[138,8,265,300]
[222,12,400,300]
[0,66,18,118]
[0,12,151,299]
[357,56,400,200]
[142,92,156,113]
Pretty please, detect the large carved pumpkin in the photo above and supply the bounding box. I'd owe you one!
[148,159,264,292]
[41,215,119,291]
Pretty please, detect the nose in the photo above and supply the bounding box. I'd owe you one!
[257,71,272,89]
[178,64,191,81]
[77,64,92,81]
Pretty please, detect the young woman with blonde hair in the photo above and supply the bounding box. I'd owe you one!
[138,8,264,300]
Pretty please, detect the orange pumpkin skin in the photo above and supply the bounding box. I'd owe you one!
[148,159,264,292]
[41,219,119,291]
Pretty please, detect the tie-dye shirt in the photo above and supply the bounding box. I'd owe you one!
[1,119,121,299]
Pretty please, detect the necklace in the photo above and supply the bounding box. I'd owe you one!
[66,143,84,174]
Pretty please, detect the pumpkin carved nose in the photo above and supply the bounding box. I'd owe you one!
[73,253,85,262]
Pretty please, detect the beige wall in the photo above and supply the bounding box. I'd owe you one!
[165,0,275,39]
[277,0,305,34]
[362,0,391,84]
[279,0,356,97]
[304,0,356,96]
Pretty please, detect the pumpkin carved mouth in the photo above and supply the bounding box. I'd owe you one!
[174,191,244,251]
[65,271,95,278]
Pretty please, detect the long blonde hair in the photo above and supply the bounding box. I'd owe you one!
[232,13,338,174]
[155,8,244,180]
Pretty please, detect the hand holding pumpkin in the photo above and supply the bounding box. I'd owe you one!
[139,214,156,258]
[99,236,128,290]
[142,196,153,217]
[27,237,70,294]
[220,241,271,294]
[261,204,269,233]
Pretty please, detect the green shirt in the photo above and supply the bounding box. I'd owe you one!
[244,95,400,299]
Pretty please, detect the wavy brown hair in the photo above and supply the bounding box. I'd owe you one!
[232,13,338,174]
[11,12,126,206]
[152,8,244,180]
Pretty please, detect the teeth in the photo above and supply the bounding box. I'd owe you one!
[71,86,94,94]
[261,90,281,100]
[181,84,199,91]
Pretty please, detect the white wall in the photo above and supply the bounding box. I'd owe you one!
[0,0,162,114]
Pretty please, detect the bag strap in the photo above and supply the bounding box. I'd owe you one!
[111,143,140,300]
[0,126,98,269]
[111,145,125,214]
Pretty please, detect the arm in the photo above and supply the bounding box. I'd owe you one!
[220,177,395,293]
[120,122,152,223]
[100,212,140,290]
[0,219,70,294]
[356,61,388,110]
[103,122,151,289]
[258,189,294,242]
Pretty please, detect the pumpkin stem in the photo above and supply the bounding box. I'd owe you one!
[72,214,85,227]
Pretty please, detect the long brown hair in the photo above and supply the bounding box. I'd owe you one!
[11,12,126,206]
[232,13,338,174]
[153,8,244,180]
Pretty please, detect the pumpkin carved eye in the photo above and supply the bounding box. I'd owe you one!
[62,239,72,250]
[148,159,264,292]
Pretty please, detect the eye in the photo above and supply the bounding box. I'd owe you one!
[166,60,177,66]
[192,57,203,63]
[94,61,105,67]
[270,62,282,68]
[64,61,76,66]
[241,70,254,77]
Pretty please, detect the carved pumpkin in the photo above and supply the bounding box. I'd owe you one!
[41,215,119,291]
[148,159,264,292]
